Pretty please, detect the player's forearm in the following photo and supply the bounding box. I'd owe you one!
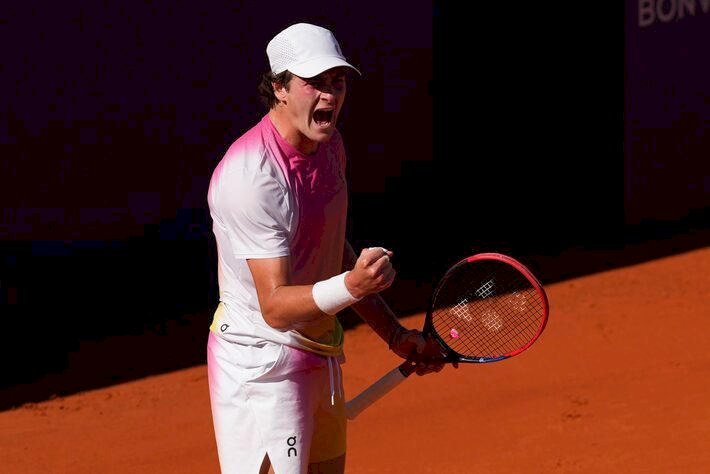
[249,256,341,331]
[260,284,331,330]
[351,292,402,345]
[342,240,402,343]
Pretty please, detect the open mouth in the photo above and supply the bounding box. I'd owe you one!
[313,109,334,127]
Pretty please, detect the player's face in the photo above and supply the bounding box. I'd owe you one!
[281,67,347,154]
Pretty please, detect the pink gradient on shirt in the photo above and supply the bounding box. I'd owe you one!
[259,115,348,283]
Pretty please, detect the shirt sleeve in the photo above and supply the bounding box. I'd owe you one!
[214,167,292,259]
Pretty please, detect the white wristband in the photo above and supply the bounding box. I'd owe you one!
[312,271,361,315]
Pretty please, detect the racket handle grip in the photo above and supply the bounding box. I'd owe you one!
[345,361,415,421]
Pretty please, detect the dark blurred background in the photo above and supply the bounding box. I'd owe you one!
[1,1,708,410]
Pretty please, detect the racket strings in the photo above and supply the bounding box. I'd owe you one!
[436,289,540,356]
[473,288,541,346]
[431,261,545,359]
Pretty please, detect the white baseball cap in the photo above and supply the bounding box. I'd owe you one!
[266,23,361,78]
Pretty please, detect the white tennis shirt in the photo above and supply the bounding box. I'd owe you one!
[207,115,348,356]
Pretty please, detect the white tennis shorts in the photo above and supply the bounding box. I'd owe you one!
[207,331,346,473]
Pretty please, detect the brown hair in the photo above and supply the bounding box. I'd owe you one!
[258,70,294,109]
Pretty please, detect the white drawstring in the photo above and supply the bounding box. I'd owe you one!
[326,356,342,405]
[327,357,335,405]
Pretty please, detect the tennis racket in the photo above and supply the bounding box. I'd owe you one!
[345,252,549,420]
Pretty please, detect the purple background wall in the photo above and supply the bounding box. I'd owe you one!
[625,0,710,224]
[1,1,433,241]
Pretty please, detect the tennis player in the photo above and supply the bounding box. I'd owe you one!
[206,23,444,474]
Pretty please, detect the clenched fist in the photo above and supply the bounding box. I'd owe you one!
[344,247,395,299]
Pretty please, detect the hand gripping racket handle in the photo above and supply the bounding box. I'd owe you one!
[345,361,417,420]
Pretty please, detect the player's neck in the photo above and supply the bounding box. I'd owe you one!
[268,108,318,156]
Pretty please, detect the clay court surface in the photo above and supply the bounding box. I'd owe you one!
[2,247,709,473]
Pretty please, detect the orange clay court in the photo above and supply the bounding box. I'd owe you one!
[1,247,709,473]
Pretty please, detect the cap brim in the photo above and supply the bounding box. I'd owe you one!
[286,56,361,78]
